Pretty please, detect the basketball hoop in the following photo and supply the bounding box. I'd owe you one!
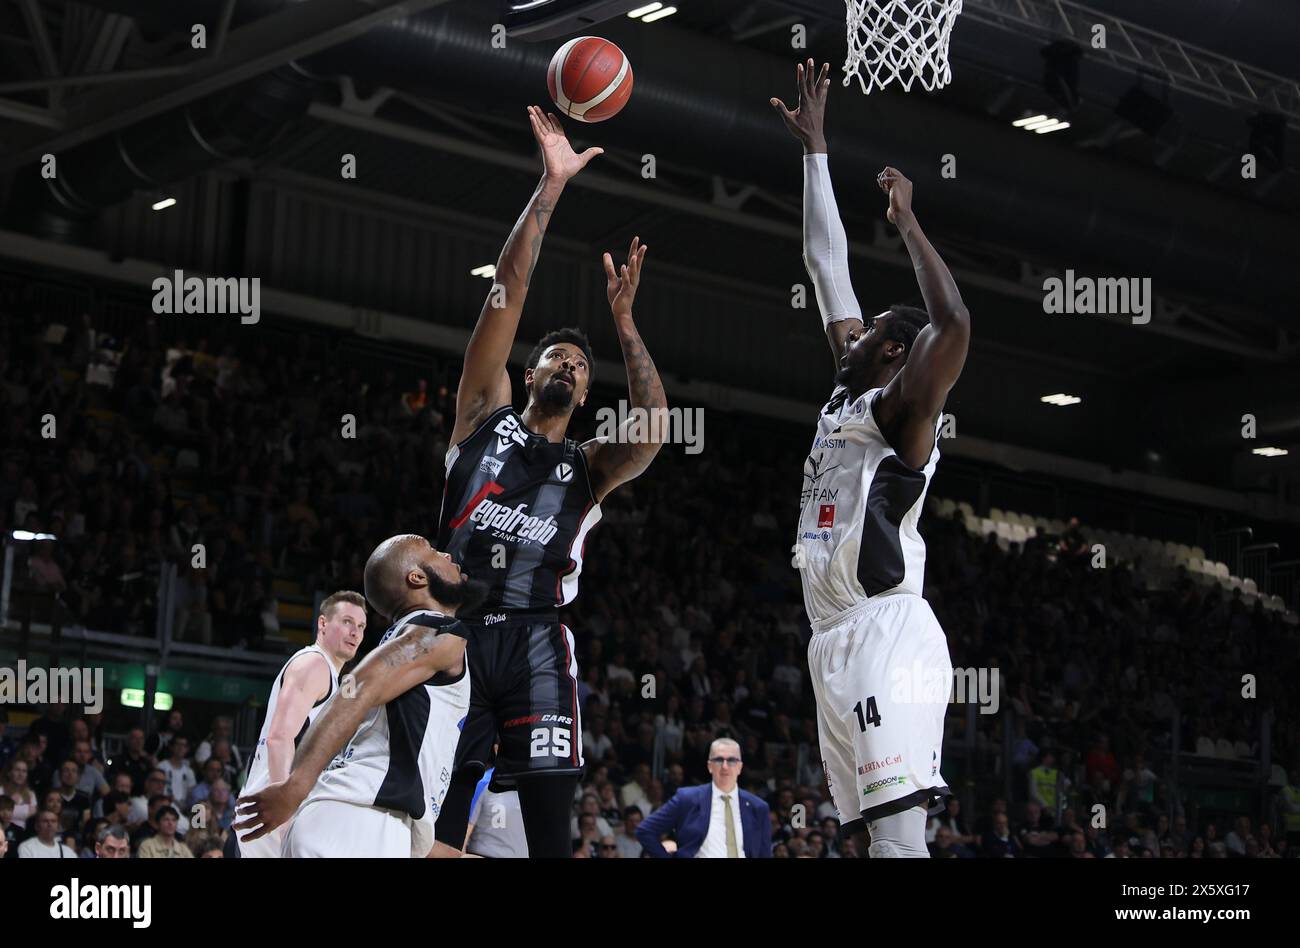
[843,0,962,94]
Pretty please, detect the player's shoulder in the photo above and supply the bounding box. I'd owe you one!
[282,647,331,683]
[452,403,517,451]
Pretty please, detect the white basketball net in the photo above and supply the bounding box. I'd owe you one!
[844,0,962,94]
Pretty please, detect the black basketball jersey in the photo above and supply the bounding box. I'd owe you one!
[437,406,602,616]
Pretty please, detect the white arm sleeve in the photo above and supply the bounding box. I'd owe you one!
[802,153,863,328]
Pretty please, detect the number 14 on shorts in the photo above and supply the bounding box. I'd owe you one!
[853,697,881,731]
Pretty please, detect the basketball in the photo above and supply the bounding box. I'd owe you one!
[546,36,633,123]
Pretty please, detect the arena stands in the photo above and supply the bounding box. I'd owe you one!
[2,281,1298,859]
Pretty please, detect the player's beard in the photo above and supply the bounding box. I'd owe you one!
[537,375,574,409]
[421,565,490,614]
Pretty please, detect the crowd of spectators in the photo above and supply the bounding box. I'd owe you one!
[2,287,1298,858]
[1,706,240,857]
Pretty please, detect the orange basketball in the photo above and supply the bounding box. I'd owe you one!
[546,36,633,123]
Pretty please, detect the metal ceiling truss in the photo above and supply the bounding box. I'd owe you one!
[963,0,1300,129]
[0,0,454,166]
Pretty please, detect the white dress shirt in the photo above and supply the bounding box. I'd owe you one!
[697,782,746,859]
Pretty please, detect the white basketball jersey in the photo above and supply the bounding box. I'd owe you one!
[302,610,470,856]
[797,385,940,626]
[242,644,339,797]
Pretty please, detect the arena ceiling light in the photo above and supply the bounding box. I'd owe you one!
[470,264,497,279]
[10,530,58,541]
[1013,114,1071,135]
[628,2,676,21]
[1040,393,1081,406]
[151,197,177,211]
[1252,446,1289,457]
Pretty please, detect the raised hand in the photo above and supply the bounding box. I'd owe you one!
[877,166,914,226]
[603,235,648,322]
[528,105,603,182]
[770,59,831,154]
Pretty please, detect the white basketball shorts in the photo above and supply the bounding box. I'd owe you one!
[281,799,414,858]
[807,593,952,833]
[237,822,286,859]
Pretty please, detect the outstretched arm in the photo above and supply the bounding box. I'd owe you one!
[451,107,603,445]
[771,59,864,369]
[875,168,971,468]
[233,624,466,841]
[581,237,667,502]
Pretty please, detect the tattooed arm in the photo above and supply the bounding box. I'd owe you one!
[233,623,466,842]
[451,107,604,445]
[582,237,668,502]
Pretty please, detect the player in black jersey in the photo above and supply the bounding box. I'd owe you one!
[432,106,667,858]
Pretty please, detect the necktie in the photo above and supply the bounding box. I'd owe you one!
[722,794,739,858]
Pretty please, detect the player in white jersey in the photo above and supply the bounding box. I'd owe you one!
[236,590,365,858]
[464,767,529,858]
[234,534,489,857]
[773,61,972,858]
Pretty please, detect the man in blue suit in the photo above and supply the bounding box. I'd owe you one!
[636,739,772,858]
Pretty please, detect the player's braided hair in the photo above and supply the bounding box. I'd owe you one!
[883,304,930,359]
[528,327,595,384]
